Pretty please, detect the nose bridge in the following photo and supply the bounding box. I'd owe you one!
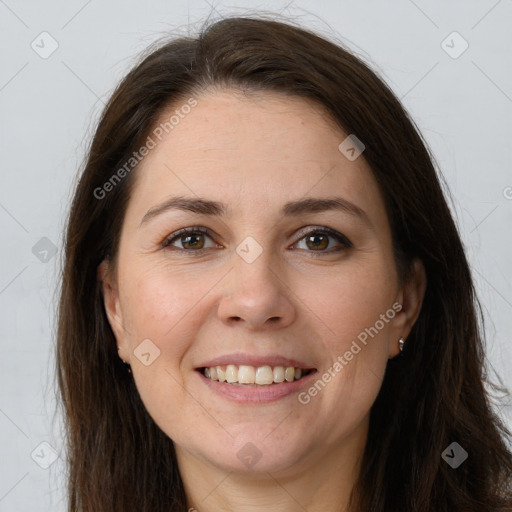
[217,234,296,329]
[233,233,282,298]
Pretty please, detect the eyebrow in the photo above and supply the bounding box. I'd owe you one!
[140,195,371,226]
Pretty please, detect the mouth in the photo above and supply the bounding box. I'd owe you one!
[197,364,316,386]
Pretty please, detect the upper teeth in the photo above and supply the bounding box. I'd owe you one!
[203,365,305,385]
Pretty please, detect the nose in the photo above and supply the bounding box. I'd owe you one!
[217,247,296,331]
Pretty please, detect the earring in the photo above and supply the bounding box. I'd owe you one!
[118,347,132,373]
[398,337,406,353]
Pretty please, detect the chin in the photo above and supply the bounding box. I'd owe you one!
[202,434,309,475]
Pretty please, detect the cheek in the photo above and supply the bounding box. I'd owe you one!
[122,266,201,428]
[122,263,209,339]
[299,261,396,442]
[311,254,397,341]
[119,260,230,408]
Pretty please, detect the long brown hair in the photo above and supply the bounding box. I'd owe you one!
[56,14,512,511]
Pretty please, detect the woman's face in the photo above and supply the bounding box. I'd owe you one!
[101,89,421,476]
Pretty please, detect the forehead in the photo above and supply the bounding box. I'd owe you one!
[125,89,387,227]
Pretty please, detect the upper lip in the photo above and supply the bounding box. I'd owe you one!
[196,354,316,370]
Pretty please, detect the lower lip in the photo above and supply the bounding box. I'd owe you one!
[196,370,318,404]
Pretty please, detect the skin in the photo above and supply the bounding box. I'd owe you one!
[99,89,426,512]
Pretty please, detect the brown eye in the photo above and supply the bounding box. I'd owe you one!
[305,233,329,250]
[161,226,352,256]
[293,228,352,254]
[178,233,205,250]
[162,227,216,251]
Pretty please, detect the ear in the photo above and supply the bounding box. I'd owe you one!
[97,260,130,363]
[388,258,427,358]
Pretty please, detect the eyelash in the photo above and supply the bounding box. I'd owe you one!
[161,226,353,256]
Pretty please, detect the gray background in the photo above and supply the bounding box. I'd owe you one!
[1,0,511,510]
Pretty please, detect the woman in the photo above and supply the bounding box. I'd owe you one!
[56,14,512,512]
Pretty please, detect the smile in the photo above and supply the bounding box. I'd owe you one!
[196,365,318,403]
[201,364,314,385]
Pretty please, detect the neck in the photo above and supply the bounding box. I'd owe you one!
[176,416,368,512]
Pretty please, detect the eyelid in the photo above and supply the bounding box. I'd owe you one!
[161,225,353,253]
[292,225,353,249]
[161,226,215,249]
